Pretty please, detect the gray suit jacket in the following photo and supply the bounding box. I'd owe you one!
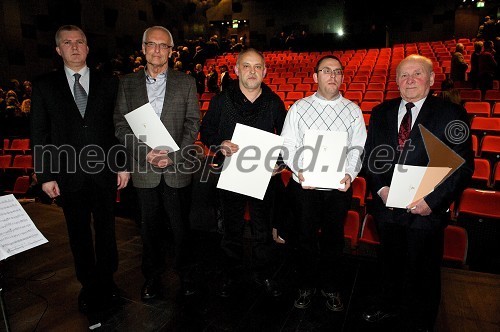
[114,69,200,188]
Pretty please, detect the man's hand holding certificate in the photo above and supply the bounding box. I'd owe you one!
[124,103,180,152]
[385,165,451,209]
[301,130,348,190]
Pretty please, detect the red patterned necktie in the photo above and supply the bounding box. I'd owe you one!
[398,102,414,149]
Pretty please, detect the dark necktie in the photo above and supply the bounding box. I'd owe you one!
[398,102,414,149]
[73,73,87,117]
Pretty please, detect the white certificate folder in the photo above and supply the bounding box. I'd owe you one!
[124,103,180,151]
[217,123,284,200]
[385,164,451,209]
[301,130,348,189]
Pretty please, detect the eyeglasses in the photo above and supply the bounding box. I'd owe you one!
[318,68,343,76]
[143,42,173,50]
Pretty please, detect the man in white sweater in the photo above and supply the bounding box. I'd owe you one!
[280,55,366,311]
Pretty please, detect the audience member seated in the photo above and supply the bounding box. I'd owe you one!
[437,79,462,105]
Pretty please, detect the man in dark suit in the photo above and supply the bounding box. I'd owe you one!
[114,26,200,301]
[363,55,474,331]
[191,63,206,97]
[219,64,233,92]
[31,25,129,314]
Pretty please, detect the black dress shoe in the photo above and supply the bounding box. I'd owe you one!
[294,288,316,309]
[258,278,282,297]
[181,280,197,296]
[321,290,344,312]
[362,307,398,323]
[141,278,160,301]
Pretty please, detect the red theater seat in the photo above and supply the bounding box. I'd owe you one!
[443,225,468,266]
[344,210,360,252]
[5,175,31,196]
[464,102,491,117]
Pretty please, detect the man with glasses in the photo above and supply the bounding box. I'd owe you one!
[114,26,200,301]
[280,55,366,311]
[200,48,287,298]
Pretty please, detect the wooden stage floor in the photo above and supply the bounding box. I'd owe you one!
[0,202,498,331]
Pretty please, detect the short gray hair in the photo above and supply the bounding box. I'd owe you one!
[55,25,86,46]
[142,26,174,47]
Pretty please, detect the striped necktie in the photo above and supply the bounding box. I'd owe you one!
[73,73,87,117]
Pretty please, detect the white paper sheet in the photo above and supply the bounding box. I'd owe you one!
[0,195,48,260]
[217,123,284,200]
[386,164,451,209]
[124,103,180,151]
[301,130,348,189]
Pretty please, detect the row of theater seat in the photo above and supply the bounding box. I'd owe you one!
[1,138,31,155]
[205,39,499,103]
[342,211,469,268]
[473,158,500,189]
[0,154,33,173]
[209,41,470,78]
[200,90,500,115]
[465,102,500,117]
[4,175,31,196]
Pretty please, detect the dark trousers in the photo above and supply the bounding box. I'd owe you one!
[219,185,277,279]
[288,180,351,291]
[135,179,191,280]
[378,222,444,329]
[61,178,118,291]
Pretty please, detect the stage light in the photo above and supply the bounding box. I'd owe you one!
[477,1,485,7]
[337,28,344,36]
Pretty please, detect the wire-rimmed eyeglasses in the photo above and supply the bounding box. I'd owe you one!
[318,68,343,76]
[144,42,173,50]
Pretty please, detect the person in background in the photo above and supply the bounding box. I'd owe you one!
[191,63,206,97]
[219,64,233,92]
[450,43,468,83]
[478,40,497,93]
[438,79,462,105]
[174,60,184,71]
[207,64,219,93]
[192,45,207,68]
[469,41,483,89]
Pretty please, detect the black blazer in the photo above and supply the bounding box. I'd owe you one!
[220,72,233,92]
[31,68,123,192]
[364,96,474,229]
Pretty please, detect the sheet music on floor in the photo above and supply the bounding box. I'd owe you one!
[0,194,48,261]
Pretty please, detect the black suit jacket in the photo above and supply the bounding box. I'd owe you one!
[364,96,474,229]
[31,68,123,192]
[220,72,233,92]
